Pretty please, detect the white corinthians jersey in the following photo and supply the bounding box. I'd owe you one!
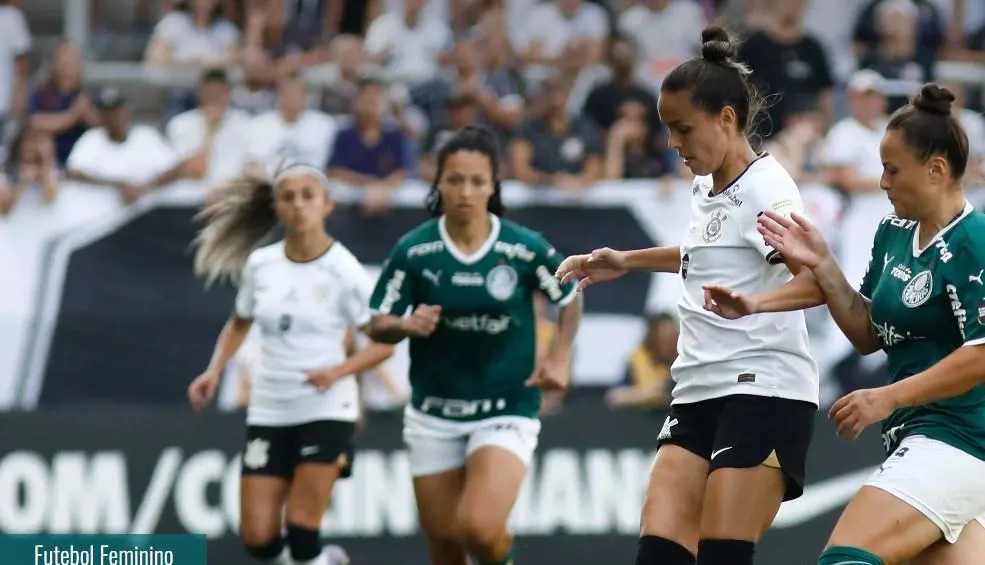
[673,154,819,405]
[235,241,373,425]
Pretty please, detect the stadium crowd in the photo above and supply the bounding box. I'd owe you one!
[2,0,985,412]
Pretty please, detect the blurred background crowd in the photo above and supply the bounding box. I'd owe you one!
[2,0,985,415]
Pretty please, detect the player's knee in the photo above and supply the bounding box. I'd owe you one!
[242,535,286,562]
[458,513,505,553]
[635,535,695,565]
[696,539,754,565]
[285,522,322,563]
[818,546,884,565]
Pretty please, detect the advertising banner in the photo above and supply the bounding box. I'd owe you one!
[0,402,883,564]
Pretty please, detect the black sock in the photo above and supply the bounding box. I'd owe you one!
[696,539,754,565]
[635,535,696,565]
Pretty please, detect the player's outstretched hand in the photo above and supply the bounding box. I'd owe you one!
[555,247,629,291]
[757,211,831,269]
[829,387,895,441]
[525,358,570,392]
[404,304,442,338]
[702,284,759,320]
[188,371,219,411]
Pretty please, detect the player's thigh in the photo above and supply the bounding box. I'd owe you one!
[701,395,816,540]
[642,403,718,553]
[458,417,539,542]
[414,468,468,540]
[913,519,985,565]
[404,407,470,538]
[240,425,294,545]
[833,435,985,562]
[284,420,355,527]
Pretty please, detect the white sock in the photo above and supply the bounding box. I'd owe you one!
[294,545,349,565]
[292,552,327,565]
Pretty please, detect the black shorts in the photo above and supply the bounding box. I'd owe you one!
[242,420,356,479]
[656,394,816,501]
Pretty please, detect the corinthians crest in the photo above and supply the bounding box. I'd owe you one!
[703,209,728,243]
[902,270,934,308]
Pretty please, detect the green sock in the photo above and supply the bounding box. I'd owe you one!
[818,546,884,565]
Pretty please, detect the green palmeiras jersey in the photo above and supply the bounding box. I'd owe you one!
[368,214,578,421]
[859,203,985,459]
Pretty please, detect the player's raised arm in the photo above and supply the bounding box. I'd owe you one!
[758,210,881,354]
[556,245,681,291]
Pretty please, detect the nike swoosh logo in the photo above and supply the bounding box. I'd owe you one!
[771,466,877,529]
[710,447,732,459]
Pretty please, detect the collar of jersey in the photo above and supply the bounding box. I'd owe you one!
[911,200,973,258]
[438,213,501,265]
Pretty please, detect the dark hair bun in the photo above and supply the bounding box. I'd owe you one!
[912,83,955,116]
[701,26,737,63]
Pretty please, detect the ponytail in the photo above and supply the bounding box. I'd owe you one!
[193,173,277,287]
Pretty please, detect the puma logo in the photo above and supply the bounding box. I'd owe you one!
[422,269,441,286]
[969,270,984,286]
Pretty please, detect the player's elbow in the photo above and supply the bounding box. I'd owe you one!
[852,337,882,356]
[366,315,405,345]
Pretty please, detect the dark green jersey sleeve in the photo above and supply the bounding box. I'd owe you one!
[859,218,890,300]
[528,234,578,306]
[948,242,985,347]
[369,243,416,317]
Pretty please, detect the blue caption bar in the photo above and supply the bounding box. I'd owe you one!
[0,535,207,565]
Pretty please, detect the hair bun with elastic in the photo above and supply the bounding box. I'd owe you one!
[912,83,955,116]
[700,26,737,64]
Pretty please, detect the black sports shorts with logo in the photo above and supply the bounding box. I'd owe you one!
[655,394,816,501]
[242,420,356,479]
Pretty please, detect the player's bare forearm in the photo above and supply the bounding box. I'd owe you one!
[367,315,410,344]
[331,340,395,377]
[206,315,253,375]
[549,293,583,361]
[624,246,681,274]
[885,345,985,409]
[811,256,881,354]
[754,269,826,313]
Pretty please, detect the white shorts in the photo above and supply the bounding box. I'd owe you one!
[402,406,541,477]
[865,435,985,543]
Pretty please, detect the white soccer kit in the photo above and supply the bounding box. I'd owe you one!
[672,154,820,406]
[235,241,373,426]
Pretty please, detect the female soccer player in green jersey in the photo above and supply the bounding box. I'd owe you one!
[705,84,985,565]
[366,126,584,565]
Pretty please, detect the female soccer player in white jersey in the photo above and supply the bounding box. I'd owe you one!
[187,164,394,565]
[366,126,584,565]
[555,27,819,565]
[706,84,985,565]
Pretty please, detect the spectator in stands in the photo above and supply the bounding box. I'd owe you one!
[0,0,31,127]
[605,312,677,409]
[941,81,985,184]
[229,50,279,116]
[66,88,187,204]
[854,0,944,83]
[858,0,935,112]
[603,99,671,179]
[952,5,985,112]
[321,34,365,116]
[822,69,889,194]
[0,124,58,214]
[511,78,601,190]
[27,43,97,166]
[517,0,610,73]
[246,72,339,174]
[738,0,835,138]
[419,91,488,182]
[617,0,706,89]
[326,78,408,213]
[762,94,827,185]
[166,69,252,184]
[582,35,661,134]
[145,0,241,67]
[363,0,453,86]
[242,0,332,75]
